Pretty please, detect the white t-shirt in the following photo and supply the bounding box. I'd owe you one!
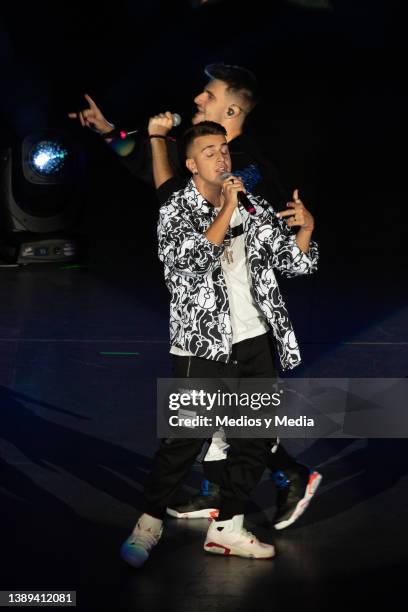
[170,207,269,357]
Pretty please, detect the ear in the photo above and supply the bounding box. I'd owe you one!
[186,158,197,175]
[226,104,240,118]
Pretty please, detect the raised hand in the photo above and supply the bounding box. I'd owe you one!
[276,189,314,232]
[221,175,246,210]
[148,112,174,137]
[68,94,114,135]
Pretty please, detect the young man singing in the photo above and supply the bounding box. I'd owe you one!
[70,65,322,527]
[120,121,318,568]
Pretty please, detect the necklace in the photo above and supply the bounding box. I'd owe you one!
[222,223,244,265]
[222,237,235,265]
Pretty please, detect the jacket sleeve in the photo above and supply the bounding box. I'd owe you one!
[255,198,319,278]
[158,199,224,276]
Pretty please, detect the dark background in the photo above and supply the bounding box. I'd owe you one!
[0,0,406,372]
[1,0,405,270]
[0,3,407,607]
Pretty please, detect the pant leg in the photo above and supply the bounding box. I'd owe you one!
[203,334,281,482]
[201,335,280,511]
[217,437,273,519]
[152,348,271,521]
[236,333,299,474]
[144,354,235,518]
[144,437,205,519]
[166,350,271,520]
[173,353,234,485]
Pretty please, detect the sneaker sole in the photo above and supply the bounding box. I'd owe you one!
[274,471,322,530]
[166,507,220,519]
[120,544,149,569]
[204,541,275,559]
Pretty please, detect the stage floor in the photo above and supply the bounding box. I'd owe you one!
[1,262,407,611]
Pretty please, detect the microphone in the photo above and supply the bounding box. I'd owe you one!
[220,172,256,215]
[105,113,182,140]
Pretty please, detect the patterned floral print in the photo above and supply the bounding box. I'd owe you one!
[158,179,318,370]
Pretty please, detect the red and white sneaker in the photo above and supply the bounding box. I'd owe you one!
[274,469,322,530]
[204,514,275,559]
[166,482,220,519]
[120,514,163,568]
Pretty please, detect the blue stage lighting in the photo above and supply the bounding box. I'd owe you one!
[21,130,77,186]
[30,141,68,177]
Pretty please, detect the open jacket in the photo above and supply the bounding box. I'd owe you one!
[158,179,318,370]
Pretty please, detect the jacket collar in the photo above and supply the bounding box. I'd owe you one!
[183,178,216,217]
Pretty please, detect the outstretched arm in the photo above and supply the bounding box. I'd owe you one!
[69,97,180,190]
[68,94,114,135]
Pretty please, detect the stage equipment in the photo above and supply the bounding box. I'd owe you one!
[0,129,85,264]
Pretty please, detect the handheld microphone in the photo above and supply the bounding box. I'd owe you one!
[220,172,256,215]
[112,113,182,139]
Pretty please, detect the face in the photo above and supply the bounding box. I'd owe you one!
[186,134,231,187]
[192,79,230,125]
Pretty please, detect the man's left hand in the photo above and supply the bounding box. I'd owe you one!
[276,189,314,232]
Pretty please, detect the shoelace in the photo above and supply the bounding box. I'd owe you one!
[239,527,258,542]
[131,528,160,550]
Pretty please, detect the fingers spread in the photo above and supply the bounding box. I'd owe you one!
[276,209,296,218]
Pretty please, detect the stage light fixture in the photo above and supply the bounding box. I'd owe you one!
[0,129,85,264]
[28,140,68,180]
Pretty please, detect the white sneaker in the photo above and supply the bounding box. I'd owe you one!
[204,514,275,559]
[120,514,163,568]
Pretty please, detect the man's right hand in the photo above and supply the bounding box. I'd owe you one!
[148,112,173,137]
[221,175,245,210]
[68,94,114,135]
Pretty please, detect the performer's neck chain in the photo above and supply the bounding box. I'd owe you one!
[222,236,235,265]
[222,222,244,265]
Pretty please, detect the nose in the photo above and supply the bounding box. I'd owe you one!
[215,150,226,164]
[194,91,205,105]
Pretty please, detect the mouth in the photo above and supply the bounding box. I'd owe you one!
[216,166,227,175]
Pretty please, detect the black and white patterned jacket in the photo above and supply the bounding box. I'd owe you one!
[158,179,318,370]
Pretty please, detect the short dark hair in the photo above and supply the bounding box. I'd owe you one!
[182,121,227,157]
[204,63,259,112]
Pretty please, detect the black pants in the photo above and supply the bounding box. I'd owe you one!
[144,333,278,520]
[192,333,296,483]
